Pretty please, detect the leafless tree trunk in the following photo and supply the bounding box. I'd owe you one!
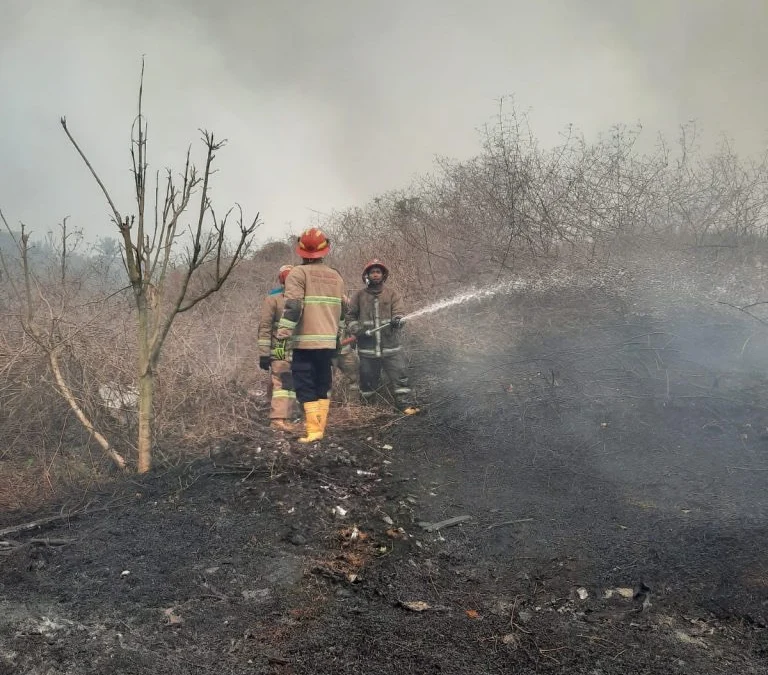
[60,61,258,473]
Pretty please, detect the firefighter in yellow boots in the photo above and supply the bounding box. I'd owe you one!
[258,265,299,432]
[276,228,345,443]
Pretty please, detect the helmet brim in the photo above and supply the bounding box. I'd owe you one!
[295,244,330,259]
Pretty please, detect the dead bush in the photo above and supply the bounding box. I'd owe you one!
[6,96,768,508]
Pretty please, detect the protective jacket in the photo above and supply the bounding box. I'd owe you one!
[258,287,289,359]
[347,286,405,358]
[277,263,345,349]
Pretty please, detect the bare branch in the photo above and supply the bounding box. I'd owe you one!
[60,118,124,228]
[48,347,127,470]
[59,216,70,286]
[152,207,257,364]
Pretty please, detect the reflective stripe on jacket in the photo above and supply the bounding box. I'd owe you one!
[277,262,345,349]
[347,285,405,359]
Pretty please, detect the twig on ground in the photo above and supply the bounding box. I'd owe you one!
[418,515,471,532]
[29,537,73,546]
[198,580,232,602]
[0,502,123,538]
[0,537,73,552]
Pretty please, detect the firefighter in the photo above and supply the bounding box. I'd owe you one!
[331,294,360,396]
[276,228,345,443]
[346,259,420,415]
[258,265,299,432]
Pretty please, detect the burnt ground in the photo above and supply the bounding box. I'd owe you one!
[3,289,768,674]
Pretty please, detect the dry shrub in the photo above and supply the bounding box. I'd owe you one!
[323,102,768,311]
[6,102,768,505]
[327,400,393,432]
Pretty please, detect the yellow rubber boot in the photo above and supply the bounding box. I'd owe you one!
[317,398,331,435]
[298,401,324,443]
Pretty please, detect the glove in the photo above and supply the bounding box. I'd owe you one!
[347,321,362,336]
[390,316,404,329]
[259,355,271,371]
[273,339,287,361]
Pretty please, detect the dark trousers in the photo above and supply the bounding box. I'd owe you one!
[359,352,414,409]
[291,348,335,404]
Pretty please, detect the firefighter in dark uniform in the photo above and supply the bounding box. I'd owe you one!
[346,259,419,415]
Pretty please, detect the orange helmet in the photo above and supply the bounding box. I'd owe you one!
[296,228,331,259]
[362,258,389,283]
[278,264,293,285]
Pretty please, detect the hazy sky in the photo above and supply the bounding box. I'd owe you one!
[1,0,766,245]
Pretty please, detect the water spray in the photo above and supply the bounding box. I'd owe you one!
[339,280,523,346]
[400,279,523,322]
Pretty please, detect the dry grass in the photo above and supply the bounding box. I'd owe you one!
[5,110,768,507]
[328,399,394,431]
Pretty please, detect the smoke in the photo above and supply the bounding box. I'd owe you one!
[1,0,766,245]
[587,0,768,147]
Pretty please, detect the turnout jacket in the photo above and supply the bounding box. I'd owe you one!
[257,287,288,360]
[276,262,345,350]
[347,285,405,358]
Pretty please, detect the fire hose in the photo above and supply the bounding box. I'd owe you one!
[340,320,403,347]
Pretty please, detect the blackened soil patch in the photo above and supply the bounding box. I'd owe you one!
[3,295,768,674]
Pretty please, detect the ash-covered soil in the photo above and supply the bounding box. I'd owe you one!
[3,290,768,674]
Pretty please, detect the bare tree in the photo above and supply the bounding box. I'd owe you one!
[60,63,258,473]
